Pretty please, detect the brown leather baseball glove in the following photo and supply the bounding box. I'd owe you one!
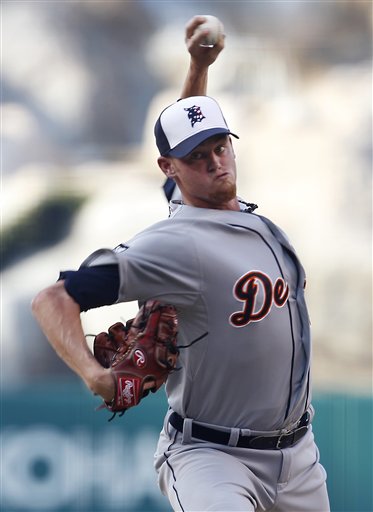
[93,300,178,417]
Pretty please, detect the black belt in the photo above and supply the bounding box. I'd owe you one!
[169,411,310,450]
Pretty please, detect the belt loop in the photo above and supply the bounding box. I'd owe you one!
[181,418,193,444]
[165,408,174,436]
[228,428,240,447]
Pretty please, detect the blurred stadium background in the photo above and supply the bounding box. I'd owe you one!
[1,1,372,511]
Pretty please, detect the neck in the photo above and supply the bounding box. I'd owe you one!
[183,196,240,211]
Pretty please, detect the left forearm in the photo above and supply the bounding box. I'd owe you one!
[31,281,115,401]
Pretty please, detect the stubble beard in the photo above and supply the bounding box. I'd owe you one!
[210,180,237,206]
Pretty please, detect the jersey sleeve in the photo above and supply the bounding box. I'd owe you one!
[83,222,202,308]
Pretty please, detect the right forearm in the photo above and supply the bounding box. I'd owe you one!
[180,60,208,98]
[181,15,225,99]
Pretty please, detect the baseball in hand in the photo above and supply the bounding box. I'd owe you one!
[195,15,223,47]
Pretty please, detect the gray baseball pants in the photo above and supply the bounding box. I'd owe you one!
[154,413,330,512]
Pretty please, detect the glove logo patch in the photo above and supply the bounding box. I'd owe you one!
[118,377,141,408]
[134,349,146,368]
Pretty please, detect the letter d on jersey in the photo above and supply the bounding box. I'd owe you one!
[230,271,289,327]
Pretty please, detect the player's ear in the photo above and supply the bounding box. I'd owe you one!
[158,157,176,178]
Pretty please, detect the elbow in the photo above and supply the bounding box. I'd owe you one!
[31,281,66,318]
[31,287,52,318]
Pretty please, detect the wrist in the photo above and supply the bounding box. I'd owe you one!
[189,59,209,75]
[84,366,115,402]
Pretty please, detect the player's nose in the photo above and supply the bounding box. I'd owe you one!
[207,152,222,172]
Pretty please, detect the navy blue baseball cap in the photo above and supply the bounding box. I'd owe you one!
[154,96,239,158]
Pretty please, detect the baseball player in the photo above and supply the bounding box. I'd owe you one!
[32,16,330,512]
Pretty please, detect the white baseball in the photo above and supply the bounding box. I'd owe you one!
[195,15,223,47]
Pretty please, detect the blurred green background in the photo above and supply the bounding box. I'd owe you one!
[1,385,372,511]
[1,1,372,511]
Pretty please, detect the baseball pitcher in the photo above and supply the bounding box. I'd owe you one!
[32,16,330,512]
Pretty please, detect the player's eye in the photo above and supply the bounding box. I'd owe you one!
[188,151,204,161]
[216,144,226,154]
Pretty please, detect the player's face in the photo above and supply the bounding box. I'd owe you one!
[159,135,238,210]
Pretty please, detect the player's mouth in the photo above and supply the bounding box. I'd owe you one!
[215,171,229,180]
[215,171,234,183]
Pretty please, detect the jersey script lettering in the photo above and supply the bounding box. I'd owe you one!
[230,271,289,327]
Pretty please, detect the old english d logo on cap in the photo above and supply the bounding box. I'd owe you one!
[154,96,239,158]
[184,105,206,127]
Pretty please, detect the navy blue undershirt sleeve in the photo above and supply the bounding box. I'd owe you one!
[163,177,176,201]
[59,264,120,312]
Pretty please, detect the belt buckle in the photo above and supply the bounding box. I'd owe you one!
[276,430,294,449]
[276,433,286,449]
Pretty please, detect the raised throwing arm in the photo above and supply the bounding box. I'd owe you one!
[180,15,225,99]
